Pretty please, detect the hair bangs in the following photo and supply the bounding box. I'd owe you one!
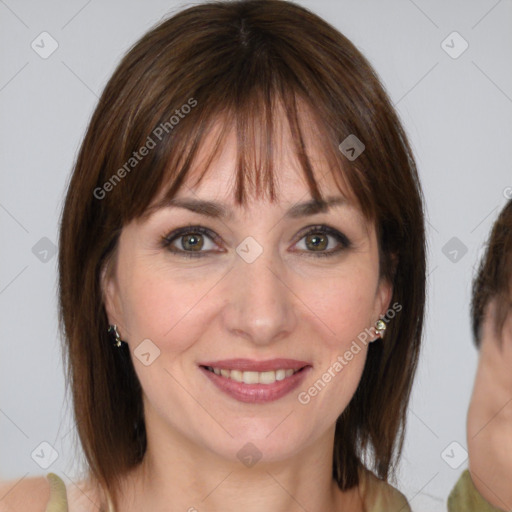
[132,86,364,227]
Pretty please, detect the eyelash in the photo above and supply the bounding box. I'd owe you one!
[160,224,352,259]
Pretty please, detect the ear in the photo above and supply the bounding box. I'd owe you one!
[100,258,123,329]
[374,276,393,321]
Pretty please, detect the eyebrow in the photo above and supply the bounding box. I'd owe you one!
[145,195,347,220]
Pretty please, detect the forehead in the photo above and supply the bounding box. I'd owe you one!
[137,120,371,235]
[155,111,349,210]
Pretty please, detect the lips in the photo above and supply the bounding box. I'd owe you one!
[203,366,301,384]
[199,358,310,372]
[198,358,312,403]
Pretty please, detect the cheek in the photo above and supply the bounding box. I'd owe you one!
[294,266,378,414]
[308,267,379,351]
[117,261,215,354]
[117,240,380,357]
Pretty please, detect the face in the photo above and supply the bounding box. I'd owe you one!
[466,298,512,508]
[102,121,392,465]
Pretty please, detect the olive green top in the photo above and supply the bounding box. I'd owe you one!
[45,473,69,512]
[448,469,505,511]
[45,469,412,511]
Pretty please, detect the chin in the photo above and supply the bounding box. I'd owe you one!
[199,416,326,467]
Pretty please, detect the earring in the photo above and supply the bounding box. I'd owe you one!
[107,324,124,348]
[375,319,387,339]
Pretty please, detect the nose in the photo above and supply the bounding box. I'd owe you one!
[220,244,297,346]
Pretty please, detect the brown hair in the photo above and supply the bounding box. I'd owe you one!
[58,0,426,508]
[471,199,512,347]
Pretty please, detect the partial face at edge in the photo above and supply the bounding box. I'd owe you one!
[101,121,392,464]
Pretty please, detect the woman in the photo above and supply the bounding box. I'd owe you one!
[448,199,512,511]
[0,0,425,510]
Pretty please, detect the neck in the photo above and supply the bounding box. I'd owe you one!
[115,415,361,511]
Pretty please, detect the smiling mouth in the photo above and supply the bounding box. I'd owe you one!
[201,366,306,385]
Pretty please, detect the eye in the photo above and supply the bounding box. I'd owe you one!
[160,224,351,259]
[161,225,221,258]
[293,225,352,257]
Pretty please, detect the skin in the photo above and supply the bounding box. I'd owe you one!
[467,298,512,511]
[101,118,392,512]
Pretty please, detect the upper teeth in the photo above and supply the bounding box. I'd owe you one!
[206,367,300,384]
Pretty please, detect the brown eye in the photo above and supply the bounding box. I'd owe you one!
[180,233,204,251]
[294,225,351,257]
[305,232,329,251]
[161,224,351,259]
[161,226,219,258]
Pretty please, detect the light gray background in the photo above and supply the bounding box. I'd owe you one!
[1,1,511,510]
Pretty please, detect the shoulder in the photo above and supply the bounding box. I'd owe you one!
[0,473,102,512]
[448,470,505,512]
[358,467,411,512]
[0,475,50,511]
